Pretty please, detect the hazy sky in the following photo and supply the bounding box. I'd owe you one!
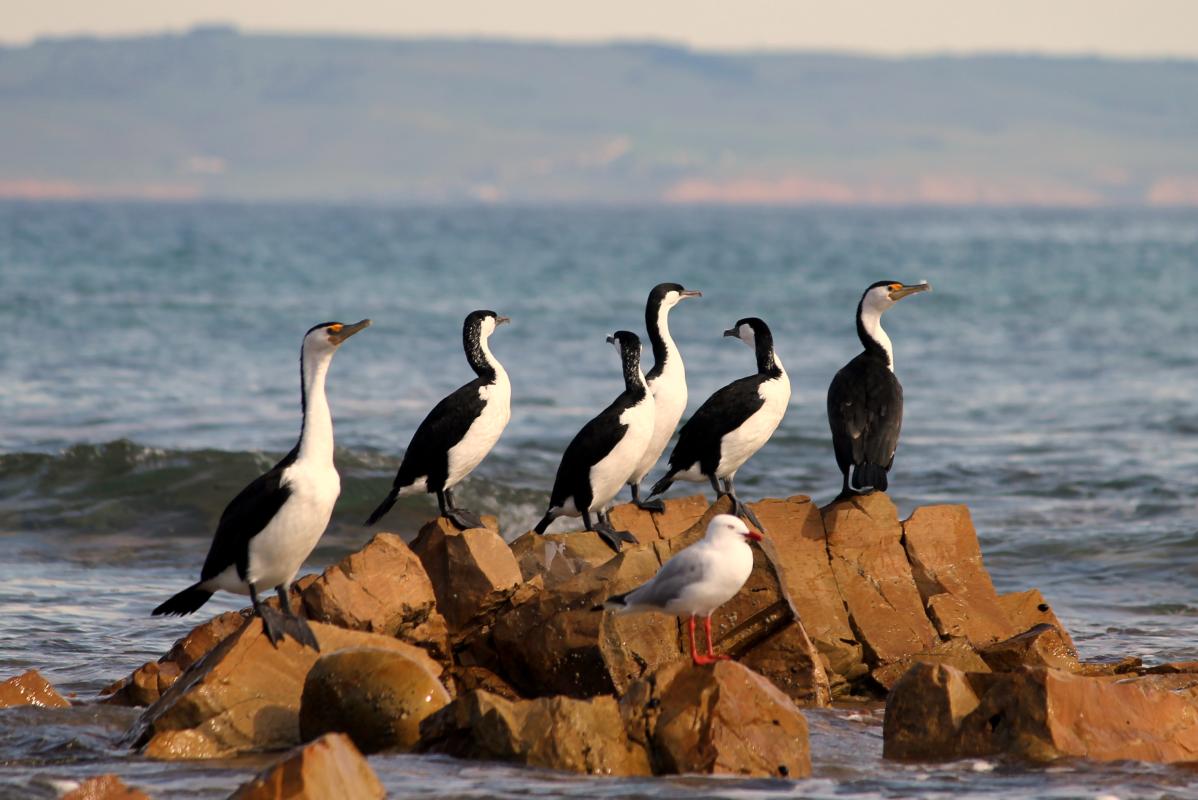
[5,0,1198,56]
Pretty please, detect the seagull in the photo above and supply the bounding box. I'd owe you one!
[603,513,762,665]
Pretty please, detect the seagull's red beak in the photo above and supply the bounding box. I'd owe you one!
[744,529,764,542]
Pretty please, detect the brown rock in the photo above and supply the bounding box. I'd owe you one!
[299,647,451,753]
[131,618,443,759]
[490,544,684,697]
[869,636,991,690]
[419,690,651,776]
[605,502,664,543]
[997,589,1078,653]
[302,533,451,664]
[229,733,384,800]
[410,516,522,630]
[822,493,939,668]
[902,505,1017,646]
[449,665,523,700]
[61,775,151,800]
[622,661,811,778]
[747,496,864,692]
[102,611,249,706]
[648,494,713,539]
[509,530,615,585]
[979,623,1080,673]
[0,669,70,709]
[885,663,1198,763]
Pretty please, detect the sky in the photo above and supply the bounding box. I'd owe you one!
[5,0,1198,57]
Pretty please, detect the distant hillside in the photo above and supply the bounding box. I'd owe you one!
[2,26,1197,204]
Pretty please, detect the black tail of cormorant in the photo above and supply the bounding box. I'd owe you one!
[152,583,214,617]
[852,463,889,493]
[365,487,400,526]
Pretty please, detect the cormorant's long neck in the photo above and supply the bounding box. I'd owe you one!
[856,301,895,371]
[646,300,680,378]
[297,346,335,464]
[465,326,504,384]
[621,347,649,398]
[754,331,784,378]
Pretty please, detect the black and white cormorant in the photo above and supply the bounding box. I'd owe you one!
[649,317,790,530]
[152,319,371,650]
[534,330,655,552]
[365,310,511,530]
[826,280,930,499]
[625,282,701,512]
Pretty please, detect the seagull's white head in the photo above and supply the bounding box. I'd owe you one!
[704,513,763,547]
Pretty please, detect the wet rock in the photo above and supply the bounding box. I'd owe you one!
[747,495,863,693]
[61,775,151,800]
[902,505,1018,646]
[884,663,1198,763]
[870,636,991,690]
[997,589,1077,652]
[0,669,70,709]
[509,530,615,585]
[299,647,451,753]
[418,690,651,776]
[131,618,443,759]
[410,516,522,630]
[979,623,1080,673]
[302,533,451,664]
[229,732,384,800]
[822,494,939,669]
[490,545,683,697]
[102,610,249,707]
[621,660,811,778]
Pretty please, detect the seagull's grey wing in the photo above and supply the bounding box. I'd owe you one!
[625,549,709,610]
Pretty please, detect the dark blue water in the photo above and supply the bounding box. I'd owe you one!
[2,202,1197,798]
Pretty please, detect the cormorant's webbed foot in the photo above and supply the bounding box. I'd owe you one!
[631,484,666,513]
[446,508,485,530]
[731,496,765,533]
[593,521,639,553]
[275,585,320,651]
[257,604,288,648]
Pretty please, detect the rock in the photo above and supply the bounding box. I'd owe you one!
[821,493,939,668]
[130,618,443,759]
[61,775,151,800]
[0,669,70,709]
[490,544,683,697]
[979,623,1080,673]
[229,733,384,800]
[884,663,1198,763]
[302,533,450,664]
[997,589,1077,653]
[509,530,615,585]
[870,636,992,690]
[621,661,811,778]
[604,503,663,544]
[902,505,1018,646]
[102,611,249,706]
[299,647,451,753]
[409,516,522,630]
[418,690,651,776]
[746,495,863,693]
[449,665,522,700]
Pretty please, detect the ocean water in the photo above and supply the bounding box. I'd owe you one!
[1,201,1197,798]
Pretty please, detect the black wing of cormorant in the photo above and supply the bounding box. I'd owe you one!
[394,378,488,489]
[199,445,298,582]
[548,391,640,508]
[667,374,768,476]
[827,354,904,481]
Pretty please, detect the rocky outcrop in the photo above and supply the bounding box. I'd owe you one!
[979,623,1079,673]
[419,690,652,776]
[0,669,70,709]
[130,619,443,759]
[302,533,450,664]
[997,589,1077,652]
[299,647,451,753]
[229,733,384,800]
[509,530,616,586]
[884,662,1198,763]
[869,637,992,690]
[409,517,522,631]
[102,610,249,707]
[621,661,811,778]
[61,775,151,800]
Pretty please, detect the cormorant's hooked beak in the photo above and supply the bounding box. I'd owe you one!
[722,328,738,338]
[495,315,511,326]
[330,319,371,344]
[606,335,617,345]
[744,529,764,542]
[680,289,702,299]
[889,282,931,301]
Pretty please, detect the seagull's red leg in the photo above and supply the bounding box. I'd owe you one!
[690,614,718,665]
[704,614,732,661]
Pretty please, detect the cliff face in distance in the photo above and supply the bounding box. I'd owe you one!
[2,25,1197,205]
